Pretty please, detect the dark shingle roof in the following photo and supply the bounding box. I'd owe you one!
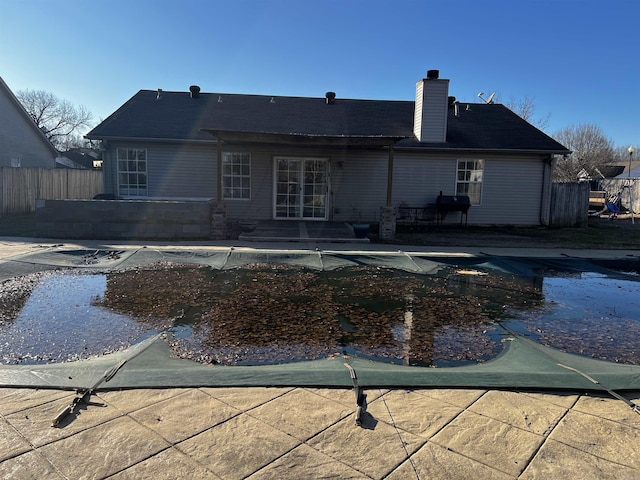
[87,89,569,153]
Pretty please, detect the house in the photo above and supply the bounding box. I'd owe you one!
[86,70,570,230]
[0,77,58,168]
[56,148,102,169]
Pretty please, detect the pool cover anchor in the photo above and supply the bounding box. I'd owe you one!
[50,357,128,428]
[344,361,368,426]
[50,336,160,428]
[51,389,106,428]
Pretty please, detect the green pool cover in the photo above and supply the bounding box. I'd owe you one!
[1,246,639,395]
[1,333,640,393]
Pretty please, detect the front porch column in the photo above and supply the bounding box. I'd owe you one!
[380,143,396,240]
[379,206,396,241]
[210,200,227,239]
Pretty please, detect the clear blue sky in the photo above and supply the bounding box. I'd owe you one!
[1,0,638,148]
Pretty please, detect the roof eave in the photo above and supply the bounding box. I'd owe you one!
[84,134,217,144]
[395,145,572,156]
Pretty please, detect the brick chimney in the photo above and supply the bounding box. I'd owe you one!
[413,70,449,142]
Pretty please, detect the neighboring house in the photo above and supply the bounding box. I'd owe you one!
[615,164,640,179]
[56,148,102,169]
[86,70,570,226]
[0,76,57,168]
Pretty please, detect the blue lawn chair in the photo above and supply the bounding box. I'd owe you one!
[605,202,620,219]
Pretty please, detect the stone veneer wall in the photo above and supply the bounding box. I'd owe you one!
[378,206,396,241]
[35,199,219,240]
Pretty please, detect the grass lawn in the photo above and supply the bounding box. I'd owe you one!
[388,217,640,249]
[2,213,640,249]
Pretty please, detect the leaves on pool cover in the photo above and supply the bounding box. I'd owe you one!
[96,264,545,366]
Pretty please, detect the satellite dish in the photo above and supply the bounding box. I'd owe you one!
[477,91,495,104]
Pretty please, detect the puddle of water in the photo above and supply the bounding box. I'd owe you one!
[518,272,640,364]
[0,265,638,366]
[0,271,170,364]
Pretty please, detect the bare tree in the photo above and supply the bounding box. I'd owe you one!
[16,89,93,149]
[612,144,640,163]
[504,96,551,131]
[552,124,614,182]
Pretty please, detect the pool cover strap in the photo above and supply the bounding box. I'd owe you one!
[344,360,368,426]
[556,363,640,415]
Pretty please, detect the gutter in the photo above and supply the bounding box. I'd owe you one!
[393,145,571,156]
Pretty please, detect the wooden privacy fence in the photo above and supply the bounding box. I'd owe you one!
[0,167,103,217]
[550,182,589,227]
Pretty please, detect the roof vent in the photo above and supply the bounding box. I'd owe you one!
[156,88,163,100]
[189,85,200,98]
[426,69,439,80]
[325,91,336,104]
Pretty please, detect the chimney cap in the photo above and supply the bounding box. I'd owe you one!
[426,69,440,80]
[189,85,201,98]
[325,91,336,104]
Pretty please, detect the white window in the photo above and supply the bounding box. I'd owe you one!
[456,159,483,205]
[117,148,147,196]
[222,152,250,199]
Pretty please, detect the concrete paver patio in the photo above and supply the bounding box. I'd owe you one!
[1,387,639,479]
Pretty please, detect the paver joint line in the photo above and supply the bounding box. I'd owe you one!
[519,393,581,478]
[380,391,421,479]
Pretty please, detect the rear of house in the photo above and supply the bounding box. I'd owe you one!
[87,70,569,228]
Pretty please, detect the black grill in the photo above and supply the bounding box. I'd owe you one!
[436,193,471,225]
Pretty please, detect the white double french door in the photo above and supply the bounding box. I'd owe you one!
[274,157,329,220]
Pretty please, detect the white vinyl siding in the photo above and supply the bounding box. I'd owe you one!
[413,79,449,142]
[391,154,455,206]
[107,142,218,199]
[392,154,545,225]
[103,141,547,226]
[330,151,388,222]
[0,82,56,168]
[477,158,543,225]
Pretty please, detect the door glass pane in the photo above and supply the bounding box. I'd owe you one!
[275,158,328,219]
[275,159,301,218]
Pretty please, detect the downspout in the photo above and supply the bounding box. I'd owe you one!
[386,143,394,206]
[540,155,554,226]
[216,137,222,202]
